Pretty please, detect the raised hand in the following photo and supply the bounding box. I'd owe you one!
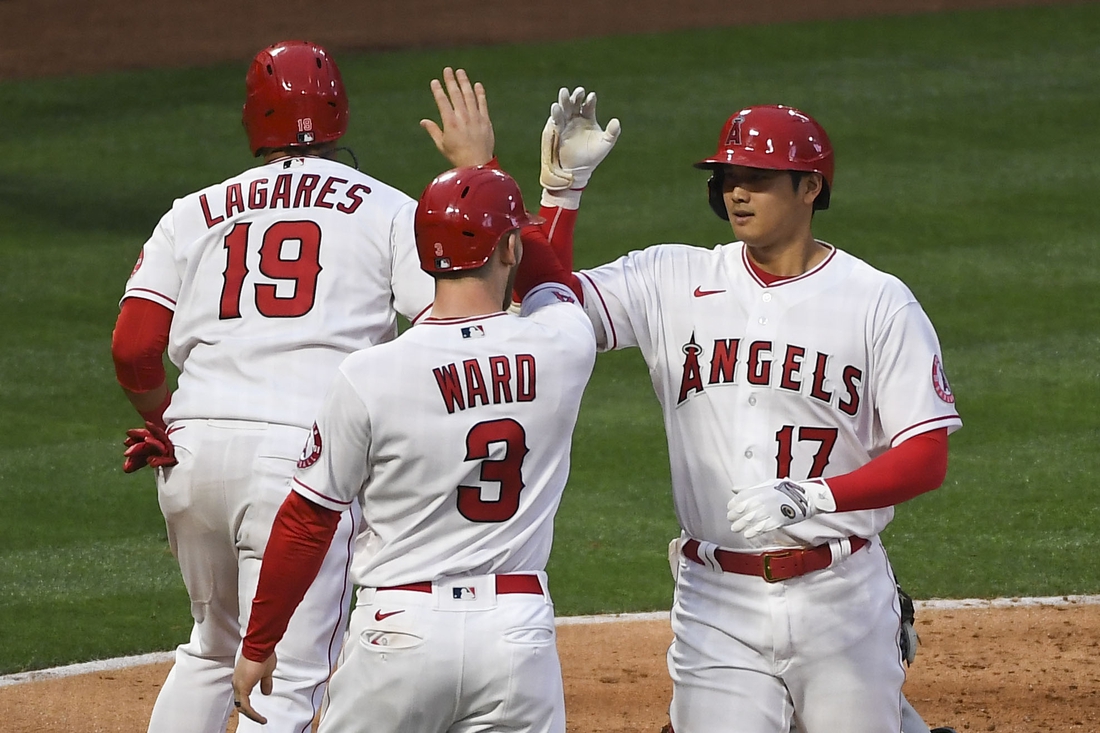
[420,67,495,168]
[540,86,621,192]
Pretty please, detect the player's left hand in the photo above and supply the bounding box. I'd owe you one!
[420,67,495,168]
[232,653,277,725]
[726,478,837,539]
[540,86,621,191]
[122,421,177,473]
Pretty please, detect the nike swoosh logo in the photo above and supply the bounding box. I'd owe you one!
[374,609,404,621]
[693,286,726,297]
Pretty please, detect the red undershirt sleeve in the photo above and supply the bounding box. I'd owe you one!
[515,224,583,301]
[539,205,579,274]
[826,428,949,511]
[112,298,172,393]
[241,491,342,662]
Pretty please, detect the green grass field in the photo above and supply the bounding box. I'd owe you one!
[1,3,1098,674]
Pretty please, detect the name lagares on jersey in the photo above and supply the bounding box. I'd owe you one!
[676,331,862,416]
[199,171,372,229]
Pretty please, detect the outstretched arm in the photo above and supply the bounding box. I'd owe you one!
[515,86,621,301]
[538,86,621,270]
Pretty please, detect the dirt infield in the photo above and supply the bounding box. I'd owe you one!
[2,603,1099,732]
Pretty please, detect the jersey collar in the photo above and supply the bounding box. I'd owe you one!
[741,241,836,288]
[421,311,509,326]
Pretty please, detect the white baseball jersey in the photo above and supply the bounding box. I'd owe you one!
[291,283,596,588]
[122,156,434,429]
[578,241,961,550]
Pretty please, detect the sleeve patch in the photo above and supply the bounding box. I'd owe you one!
[932,355,955,404]
[130,248,145,278]
[297,422,323,468]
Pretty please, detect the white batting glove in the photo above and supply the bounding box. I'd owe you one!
[540,86,622,195]
[726,479,837,539]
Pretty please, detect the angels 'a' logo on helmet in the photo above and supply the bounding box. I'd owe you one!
[297,422,323,468]
[723,115,745,147]
[931,355,955,404]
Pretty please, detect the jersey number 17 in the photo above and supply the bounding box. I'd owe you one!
[775,425,838,479]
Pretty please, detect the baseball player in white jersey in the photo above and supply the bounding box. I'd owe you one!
[533,93,962,732]
[110,41,496,733]
[230,165,596,733]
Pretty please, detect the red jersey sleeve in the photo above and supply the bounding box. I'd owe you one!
[827,428,949,511]
[241,491,342,662]
[515,225,583,302]
[112,298,172,393]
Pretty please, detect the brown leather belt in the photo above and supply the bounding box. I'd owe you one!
[377,573,544,595]
[682,537,868,583]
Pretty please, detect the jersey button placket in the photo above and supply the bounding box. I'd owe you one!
[742,287,775,469]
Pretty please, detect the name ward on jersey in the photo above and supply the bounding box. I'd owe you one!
[433,353,538,414]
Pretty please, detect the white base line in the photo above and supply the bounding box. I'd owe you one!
[3,594,1099,688]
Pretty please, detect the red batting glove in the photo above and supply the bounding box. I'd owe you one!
[122,421,178,473]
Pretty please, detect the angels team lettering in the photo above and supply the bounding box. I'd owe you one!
[677,333,862,415]
[433,354,536,414]
[199,174,371,228]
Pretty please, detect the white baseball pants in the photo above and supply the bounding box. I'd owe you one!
[668,536,905,733]
[146,419,358,733]
[318,573,564,733]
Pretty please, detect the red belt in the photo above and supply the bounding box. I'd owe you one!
[377,574,544,595]
[682,537,868,583]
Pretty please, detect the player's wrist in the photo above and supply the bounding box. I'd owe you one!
[541,188,582,210]
[802,478,837,513]
[240,638,275,664]
[138,390,171,431]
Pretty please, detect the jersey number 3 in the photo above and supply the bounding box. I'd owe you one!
[457,419,529,523]
[220,220,322,319]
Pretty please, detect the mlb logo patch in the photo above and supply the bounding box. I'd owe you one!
[461,325,485,339]
[452,587,477,600]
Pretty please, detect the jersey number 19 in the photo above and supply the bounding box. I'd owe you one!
[220,220,323,319]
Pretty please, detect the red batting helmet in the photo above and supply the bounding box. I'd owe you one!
[695,105,834,215]
[415,166,544,273]
[242,40,349,157]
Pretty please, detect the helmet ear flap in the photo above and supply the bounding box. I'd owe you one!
[707,171,729,221]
